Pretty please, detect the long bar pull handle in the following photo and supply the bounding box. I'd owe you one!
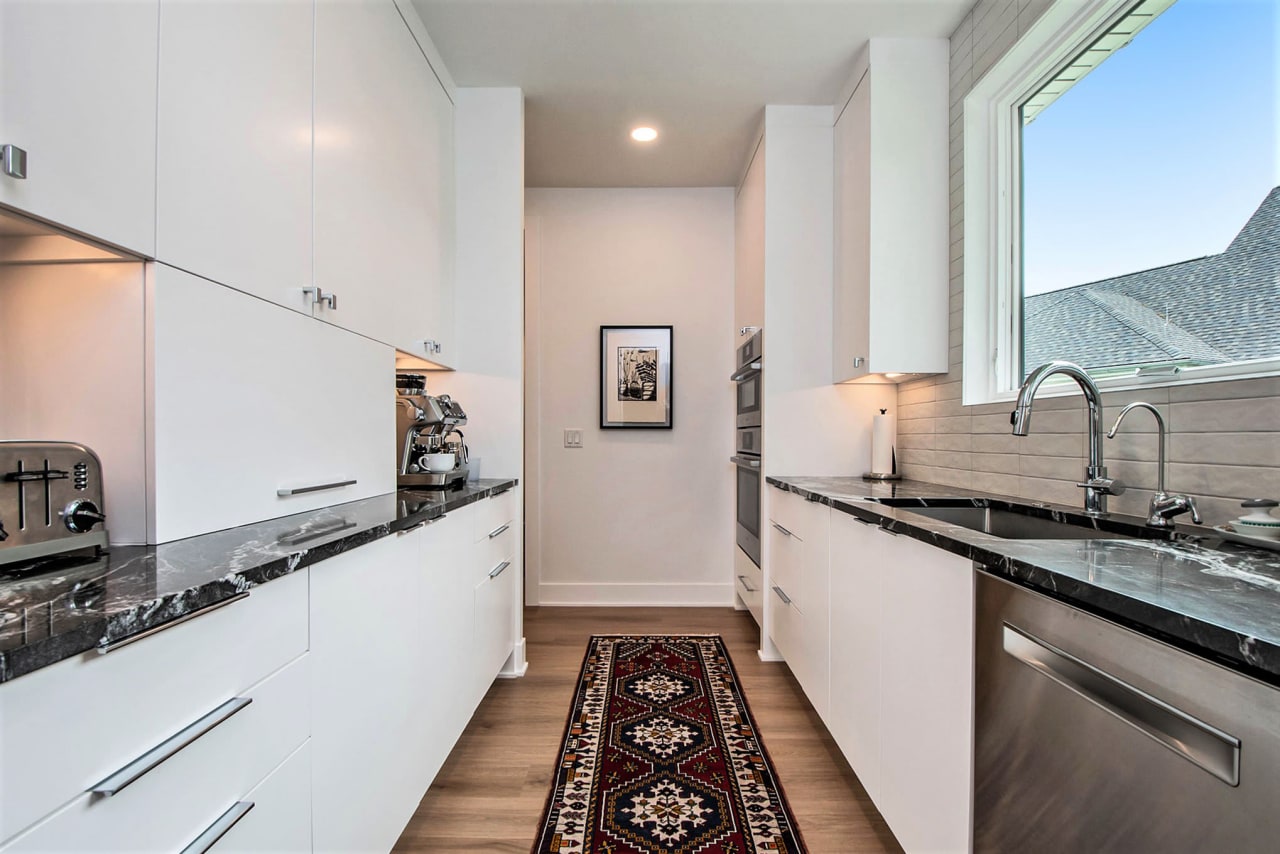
[180,801,255,854]
[489,560,511,579]
[1003,623,1241,785]
[488,522,511,539]
[772,585,792,605]
[97,591,250,654]
[771,522,793,537]
[91,697,253,796]
[277,478,356,497]
[737,574,757,593]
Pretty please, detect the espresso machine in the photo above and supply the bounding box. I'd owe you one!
[395,374,470,489]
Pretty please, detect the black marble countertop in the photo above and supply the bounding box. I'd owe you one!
[768,476,1280,687]
[0,479,517,683]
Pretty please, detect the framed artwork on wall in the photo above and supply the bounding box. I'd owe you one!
[599,325,673,429]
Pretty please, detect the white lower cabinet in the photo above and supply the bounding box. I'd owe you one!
[0,570,307,845]
[827,513,974,854]
[828,513,883,802]
[876,532,973,854]
[1,651,310,853]
[212,741,313,854]
[311,493,519,852]
[311,534,422,854]
[766,488,830,719]
[734,547,763,627]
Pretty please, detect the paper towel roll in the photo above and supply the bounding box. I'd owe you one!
[871,410,895,475]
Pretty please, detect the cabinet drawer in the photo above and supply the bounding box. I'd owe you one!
[0,570,307,843]
[734,547,763,628]
[209,740,311,854]
[1,651,308,852]
[473,551,517,687]
[768,581,803,666]
[767,517,805,613]
[473,487,516,543]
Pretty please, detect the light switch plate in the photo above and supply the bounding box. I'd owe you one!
[564,428,583,448]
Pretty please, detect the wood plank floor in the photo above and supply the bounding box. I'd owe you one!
[393,606,901,854]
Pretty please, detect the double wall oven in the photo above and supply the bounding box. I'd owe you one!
[731,330,762,566]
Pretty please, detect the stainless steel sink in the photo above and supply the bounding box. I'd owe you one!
[891,505,1133,540]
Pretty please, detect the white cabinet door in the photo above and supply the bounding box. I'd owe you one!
[148,265,394,543]
[156,0,313,314]
[212,741,312,854]
[828,513,883,802]
[877,531,974,854]
[832,75,871,382]
[416,510,475,790]
[0,0,158,254]
[311,535,422,854]
[796,500,830,719]
[831,40,949,382]
[314,0,456,365]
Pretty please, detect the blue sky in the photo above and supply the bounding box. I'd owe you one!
[1021,0,1279,295]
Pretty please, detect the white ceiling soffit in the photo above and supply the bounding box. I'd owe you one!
[412,0,974,187]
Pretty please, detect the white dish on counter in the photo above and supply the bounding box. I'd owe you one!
[1214,524,1280,552]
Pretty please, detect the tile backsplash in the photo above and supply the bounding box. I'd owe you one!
[896,0,1280,527]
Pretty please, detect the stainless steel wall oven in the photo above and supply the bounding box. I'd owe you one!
[732,330,763,566]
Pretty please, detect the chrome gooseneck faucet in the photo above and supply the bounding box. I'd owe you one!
[1107,401,1201,528]
[1011,360,1124,516]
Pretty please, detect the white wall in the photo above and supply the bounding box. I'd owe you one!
[525,188,736,606]
[0,262,148,544]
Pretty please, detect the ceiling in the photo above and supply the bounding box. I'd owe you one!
[412,0,973,188]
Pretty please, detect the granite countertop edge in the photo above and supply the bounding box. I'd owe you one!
[0,478,518,683]
[766,475,1280,687]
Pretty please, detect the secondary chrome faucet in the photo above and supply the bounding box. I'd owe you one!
[1107,402,1201,528]
[1011,360,1124,516]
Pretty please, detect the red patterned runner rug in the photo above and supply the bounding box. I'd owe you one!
[532,635,807,853]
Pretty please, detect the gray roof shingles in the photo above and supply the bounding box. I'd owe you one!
[1023,186,1280,372]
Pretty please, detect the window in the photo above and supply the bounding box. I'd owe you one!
[962,0,1279,403]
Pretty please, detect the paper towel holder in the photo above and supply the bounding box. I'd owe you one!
[863,407,902,481]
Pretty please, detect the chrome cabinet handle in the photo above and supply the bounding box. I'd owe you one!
[1003,623,1241,785]
[771,522,793,537]
[488,522,511,539]
[2,144,27,179]
[277,478,356,497]
[876,526,899,537]
[180,801,255,854]
[771,585,792,605]
[853,356,865,368]
[488,559,511,579]
[303,287,337,310]
[491,487,513,498]
[737,574,756,593]
[853,515,876,526]
[91,697,253,796]
[97,591,250,654]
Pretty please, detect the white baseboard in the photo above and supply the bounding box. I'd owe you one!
[536,582,734,607]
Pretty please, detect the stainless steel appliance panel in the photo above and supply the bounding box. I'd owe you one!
[735,371,761,428]
[736,427,761,457]
[732,456,761,567]
[975,573,1280,853]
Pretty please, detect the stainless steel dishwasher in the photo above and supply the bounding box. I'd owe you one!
[975,573,1280,853]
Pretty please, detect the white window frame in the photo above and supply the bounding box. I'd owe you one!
[961,0,1280,406]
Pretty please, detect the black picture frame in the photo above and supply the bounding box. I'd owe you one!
[599,325,673,429]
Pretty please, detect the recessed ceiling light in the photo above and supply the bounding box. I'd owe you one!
[630,126,658,142]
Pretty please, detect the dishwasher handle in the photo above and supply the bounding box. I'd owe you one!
[1003,623,1241,786]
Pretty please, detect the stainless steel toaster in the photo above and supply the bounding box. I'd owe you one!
[0,441,108,566]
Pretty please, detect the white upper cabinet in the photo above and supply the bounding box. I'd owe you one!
[314,0,457,366]
[833,39,950,383]
[0,0,158,255]
[148,265,394,543]
[156,0,314,315]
